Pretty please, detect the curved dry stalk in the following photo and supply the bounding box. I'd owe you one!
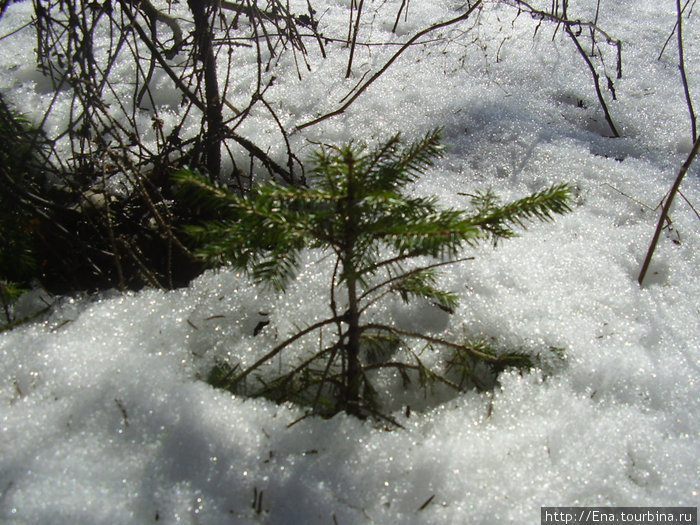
[678,190,700,221]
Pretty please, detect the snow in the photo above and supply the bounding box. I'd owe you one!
[1,0,699,523]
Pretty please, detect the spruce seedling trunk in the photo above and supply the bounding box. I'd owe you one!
[345,275,362,415]
[341,150,363,415]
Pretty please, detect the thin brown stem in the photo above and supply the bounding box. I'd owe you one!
[392,0,408,33]
[345,0,364,78]
[638,134,700,285]
[676,0,697,142]
[231,316,344,387]
[565,25,620,137]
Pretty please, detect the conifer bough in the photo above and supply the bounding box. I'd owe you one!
[175,129,573,419]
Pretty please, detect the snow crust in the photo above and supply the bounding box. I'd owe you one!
[1,0,698,523]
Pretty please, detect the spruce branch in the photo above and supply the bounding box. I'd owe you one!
[362,323,508,364]
[365,127,445,190]
[469,184,573,242]
[391,269,460,313]
[359,256,475,305]
[172,168,235,211]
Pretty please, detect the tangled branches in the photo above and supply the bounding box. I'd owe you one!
[1,0,325,293]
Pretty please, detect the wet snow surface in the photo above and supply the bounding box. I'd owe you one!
[1,0,699,523]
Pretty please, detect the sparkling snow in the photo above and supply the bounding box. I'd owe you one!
[1,0,698,523]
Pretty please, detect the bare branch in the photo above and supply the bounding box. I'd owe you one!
[564,25,620,137]
[676,0,697,142]
[638,134,700,285]
[297,1,483,130]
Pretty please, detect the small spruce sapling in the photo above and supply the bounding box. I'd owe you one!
[175,129,572,419]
